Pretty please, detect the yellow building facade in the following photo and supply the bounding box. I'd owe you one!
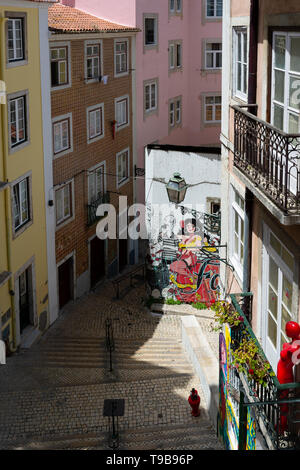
[0,0,57,350]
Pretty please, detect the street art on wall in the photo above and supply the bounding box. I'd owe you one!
[146,205,221,303]
[218,325,256,450]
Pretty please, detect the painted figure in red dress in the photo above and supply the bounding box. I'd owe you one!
[169,218,219,303]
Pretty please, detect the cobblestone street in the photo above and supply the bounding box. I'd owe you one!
[0,280,222,450]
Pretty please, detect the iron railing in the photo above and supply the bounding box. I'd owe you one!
[232,105,300,215]
[87,192,110,226]
[230,293,300,450]
[105,319,114,372]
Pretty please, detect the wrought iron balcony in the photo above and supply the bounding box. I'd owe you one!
[228,293,300,450]
[232,105,300,215]
[87,192,110,226]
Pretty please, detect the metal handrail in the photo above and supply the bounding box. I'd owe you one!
[105,319,114,372]
[111,262,146,299]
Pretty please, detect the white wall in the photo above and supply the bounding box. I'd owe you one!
[145,146,221,241]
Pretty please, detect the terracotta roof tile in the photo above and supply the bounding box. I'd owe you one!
[48,4,139,33]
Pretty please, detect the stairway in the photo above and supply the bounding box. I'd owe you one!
[0,298,223,450]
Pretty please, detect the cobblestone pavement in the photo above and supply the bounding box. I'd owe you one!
[0,280,223,450]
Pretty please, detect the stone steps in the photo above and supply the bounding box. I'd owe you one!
[0,421,223,450]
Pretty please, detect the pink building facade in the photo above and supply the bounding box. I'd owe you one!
[60,0,222,203]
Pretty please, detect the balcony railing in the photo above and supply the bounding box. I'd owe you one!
[87,192,110,226]
[229,293,300,450]
[232,105,300,215]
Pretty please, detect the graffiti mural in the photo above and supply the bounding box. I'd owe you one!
[146,208,221,303]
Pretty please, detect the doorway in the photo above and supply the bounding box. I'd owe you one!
[90,236,106,288]
[119,238,128,272]
[58,256,74,309]
[19,267,33,334]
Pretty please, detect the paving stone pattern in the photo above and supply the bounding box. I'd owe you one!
[0,282,223,450]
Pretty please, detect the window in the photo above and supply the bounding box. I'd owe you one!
[117,149,130,187]
[144,80,158,114]
[233,28,248,100]
[169,41,182,70]
[55,183,73,226]
[115,96,129,130]
[50,45,69,88]
[53,115,72,156]
[170,0,182,14]
[85,42,101,81]
[144,15,158,47]
[206,0,222,18]
[263,225,295,371]
[7,17,25,63]
[88,164,105,204]
[115,39,129,76]
[204,95,221,123]
[271,32,300,133]
[87,104,104,142]
[13,177,30,231]
[205,42,222,69]
[169,96,182,129]
[231,188,245,278]
[9,95,27,148]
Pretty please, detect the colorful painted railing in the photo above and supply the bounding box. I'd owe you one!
[230,293,300,450]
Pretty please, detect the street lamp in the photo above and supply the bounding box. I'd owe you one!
[166,173,188,204]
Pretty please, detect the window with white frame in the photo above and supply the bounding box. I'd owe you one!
[53,116,71,155]
[115,96,129,129]
[271,32,300,133]
[169,41,182,69]
[13,177,30,231]
[206,0,222,18]
[205,42,222,69]
[87,104,104,142]
[169,96,182,128]
[55,182,73,226]
[9,94,27,148]
[117,149,130,187]
[88,164,105,203]
[85,42,101,81]
[170,0,182,14]
[144,80,158,114]
[50,45,69,87]
[233,28,248,100]
[7,16,25,63]
[115,39,129,76]
[144,16,158,46]
[231,188,245,277]
[204,95,221,123]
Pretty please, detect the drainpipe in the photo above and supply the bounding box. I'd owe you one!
[248,0,259,114]
[0,17,17,352]
[242,0,259,318]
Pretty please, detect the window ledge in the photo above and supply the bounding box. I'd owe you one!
[0,271,12,289]
[0,181,8,192]
[12,219,33,240]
